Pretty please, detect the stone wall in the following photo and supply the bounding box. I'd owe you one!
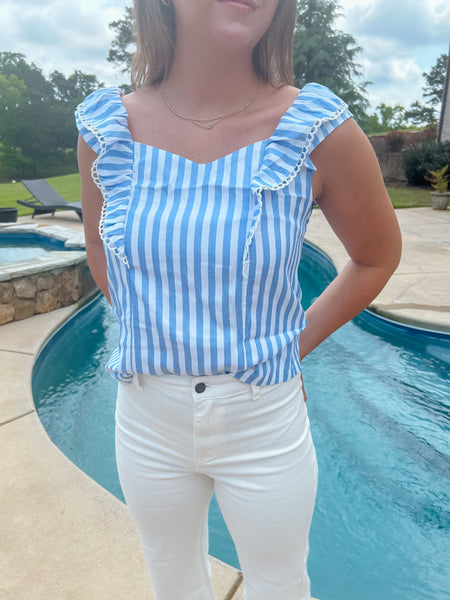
[0,262,97,326]
[368,126,436,186]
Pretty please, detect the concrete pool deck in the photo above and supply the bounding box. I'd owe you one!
[307,206,450,333]
[0,207,449,599]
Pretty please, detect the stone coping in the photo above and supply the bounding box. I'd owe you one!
[0,250,87,282]
[0,222,85,248]
[0,223,87,282]
[0,223,95,325]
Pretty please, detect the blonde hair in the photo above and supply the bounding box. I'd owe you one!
[131,0,297,89]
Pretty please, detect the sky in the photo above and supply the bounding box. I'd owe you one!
[1,0,449,112]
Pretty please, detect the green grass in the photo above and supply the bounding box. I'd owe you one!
[386,186,432,208]
[0,173,432,216]
[0,173,81,216]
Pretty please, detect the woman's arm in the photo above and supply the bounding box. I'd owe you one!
[77,135,111,303]
[300,118,402,360]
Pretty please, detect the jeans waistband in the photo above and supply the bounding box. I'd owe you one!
[131,371,302,401]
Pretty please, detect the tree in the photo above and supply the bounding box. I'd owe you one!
[0,52,103,177]
[0,52,56,173]
[107,5,134,74]
[423,53,448,107]
[399,53,449,128]
[0,72,27,110]
[49,70,104,151]
[404,101,436,128]
[0,72,35,172]
[358,103,407,134]
[376,103,406,130]
[293,0,369,123]
[50,70,103,105]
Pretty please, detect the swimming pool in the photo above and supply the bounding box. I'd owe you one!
[0,232,79,263]
[33,243,450,600]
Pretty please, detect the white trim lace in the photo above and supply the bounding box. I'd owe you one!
[76,103,130,269]
[242,101,349,280]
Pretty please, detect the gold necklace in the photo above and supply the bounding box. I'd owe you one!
[159,79,262,129]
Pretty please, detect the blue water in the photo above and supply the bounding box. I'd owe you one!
[33,244,450,600]
[0,232,77,263]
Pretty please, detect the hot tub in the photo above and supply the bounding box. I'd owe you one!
[0,224,96,325]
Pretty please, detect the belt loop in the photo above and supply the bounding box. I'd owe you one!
[133,373,144,392]
[251,384,260,400]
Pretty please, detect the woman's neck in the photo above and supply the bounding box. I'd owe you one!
[162,44,261,118]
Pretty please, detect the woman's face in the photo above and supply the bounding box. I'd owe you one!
[171,0,280,53]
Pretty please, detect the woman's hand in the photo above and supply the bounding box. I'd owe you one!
[77,135,111,303]
[300,118,402,360]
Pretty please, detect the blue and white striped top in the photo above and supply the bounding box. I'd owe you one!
[75,83,352,385]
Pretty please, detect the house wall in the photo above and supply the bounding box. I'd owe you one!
[438,74,450,142]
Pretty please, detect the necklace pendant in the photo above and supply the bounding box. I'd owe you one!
[160,79,262,131]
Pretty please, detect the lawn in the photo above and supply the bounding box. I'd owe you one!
[386,186,431,208]
[0,173,433,216]
[0,173,81,216]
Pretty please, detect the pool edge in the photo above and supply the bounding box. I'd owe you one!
[304,239,450,338]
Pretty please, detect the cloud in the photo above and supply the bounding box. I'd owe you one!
[1,0,126,83]
[343,0,449,47]
[337,0,449,108]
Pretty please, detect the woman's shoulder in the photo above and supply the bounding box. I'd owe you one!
[120,85,161,122]
[120,85,156,104]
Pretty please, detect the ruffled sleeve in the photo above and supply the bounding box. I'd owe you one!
[75,87,133,268]
[241,83,352,279]
[251,82,353,190]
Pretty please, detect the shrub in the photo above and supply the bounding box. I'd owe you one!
[425,165,449,193]
[402,140,450,186]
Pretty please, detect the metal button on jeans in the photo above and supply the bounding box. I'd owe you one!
[195,382,206,393]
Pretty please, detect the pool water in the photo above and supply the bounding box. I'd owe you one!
[0,232,75,263]
[33,244,450,600]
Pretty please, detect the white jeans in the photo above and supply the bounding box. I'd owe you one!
[115,372,318,600]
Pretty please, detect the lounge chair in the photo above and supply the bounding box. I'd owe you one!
[17,179,83,221]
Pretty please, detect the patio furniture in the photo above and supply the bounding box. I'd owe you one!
[0,207,18,222]
[17,179,83,221]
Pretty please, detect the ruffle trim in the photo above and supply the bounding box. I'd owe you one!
[75,88,133,268]
[243,83,352,278]
[251,83,352,189]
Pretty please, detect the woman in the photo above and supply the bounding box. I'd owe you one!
[76,1,401,599]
